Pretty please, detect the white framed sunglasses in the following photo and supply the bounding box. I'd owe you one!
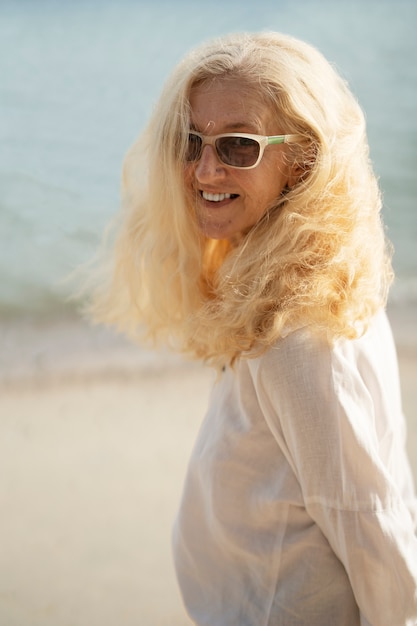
[185,131,300,170]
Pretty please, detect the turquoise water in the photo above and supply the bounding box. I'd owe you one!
[1,0,416,317]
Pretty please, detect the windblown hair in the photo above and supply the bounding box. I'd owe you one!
[88,31,393,367]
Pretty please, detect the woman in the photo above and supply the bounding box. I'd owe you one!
[89,32,417,625]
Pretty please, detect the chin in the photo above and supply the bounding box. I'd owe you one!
[198,220,236,241]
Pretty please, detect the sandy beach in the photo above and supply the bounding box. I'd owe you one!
[0,309,416,626]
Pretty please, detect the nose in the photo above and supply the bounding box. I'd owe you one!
[194,145,226,183]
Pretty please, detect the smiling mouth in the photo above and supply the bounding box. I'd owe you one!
[201,191,239,202]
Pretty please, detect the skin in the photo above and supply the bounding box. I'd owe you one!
[184,78,298,242]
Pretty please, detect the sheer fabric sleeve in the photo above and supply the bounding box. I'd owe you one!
[248,319,417,626]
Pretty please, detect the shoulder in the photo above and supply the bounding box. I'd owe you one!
[246,310,397,409]
[248,325,333,392]
[250,309,394,371]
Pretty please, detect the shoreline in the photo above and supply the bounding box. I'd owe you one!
[0,314,188,388]
[1,300,416,383]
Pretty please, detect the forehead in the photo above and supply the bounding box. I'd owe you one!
[189,78,275,133]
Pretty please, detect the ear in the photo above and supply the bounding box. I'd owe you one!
[287,162,305,189]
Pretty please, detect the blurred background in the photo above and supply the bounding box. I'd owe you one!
[0,1,416,625]
[1,0,416,322]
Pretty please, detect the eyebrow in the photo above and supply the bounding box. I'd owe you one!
[190,120,263,134]
[224,121,261,131]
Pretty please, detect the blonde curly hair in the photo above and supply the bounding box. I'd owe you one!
[88,31,393,367]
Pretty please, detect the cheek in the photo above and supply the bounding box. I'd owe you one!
[246,168,282,200]
[246,172,288,216]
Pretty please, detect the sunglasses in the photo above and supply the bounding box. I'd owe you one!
[185,131,299,170]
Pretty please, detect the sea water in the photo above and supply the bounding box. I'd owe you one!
[1,0,416,319]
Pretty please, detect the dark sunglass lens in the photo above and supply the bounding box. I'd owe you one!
[185,133,202,161]
[216,136,260,167]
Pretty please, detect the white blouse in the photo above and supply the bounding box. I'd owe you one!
[172,311,417,626]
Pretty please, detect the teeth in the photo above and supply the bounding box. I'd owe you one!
[202,191,232,202]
